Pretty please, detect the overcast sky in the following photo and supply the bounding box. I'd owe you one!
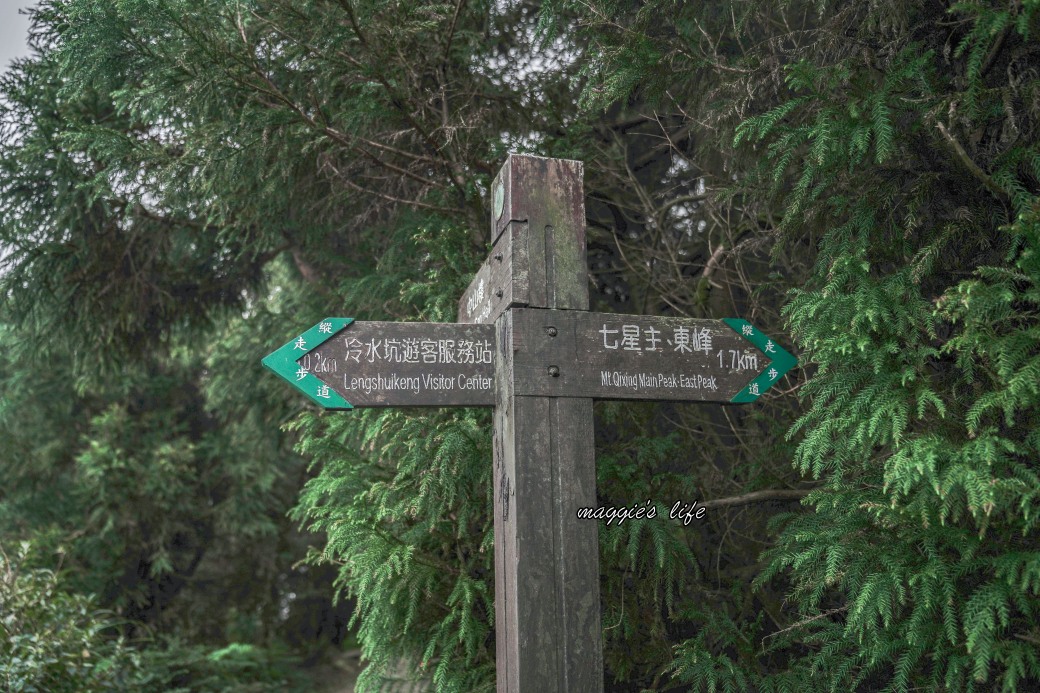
[0,1,33,74]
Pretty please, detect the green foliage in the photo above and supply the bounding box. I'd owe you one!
[291,406,495,692]
[740,0,1040,689]
[593,402,700,682]
[0,542,305,692]
[129,639,306,693]
[0,542,138,692]
[554,0,1040,689]
[290,222,496,692]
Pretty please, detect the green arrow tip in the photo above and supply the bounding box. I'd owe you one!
[262,317,355,409]
[722,318,797,403]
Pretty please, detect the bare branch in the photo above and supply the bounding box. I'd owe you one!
[701,489,811,509]
[935,121,1009,203]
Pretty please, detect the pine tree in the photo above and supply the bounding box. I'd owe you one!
[554,0,1040,689]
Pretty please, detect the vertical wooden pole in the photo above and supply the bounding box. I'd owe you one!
[492,155,603,692]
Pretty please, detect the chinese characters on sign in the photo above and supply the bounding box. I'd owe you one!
[599,323,713,354]
[597,321,758,375]
[262,154,800,693]
[330,336,494,366]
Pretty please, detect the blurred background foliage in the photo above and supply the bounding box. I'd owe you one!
[1,0,1038,690]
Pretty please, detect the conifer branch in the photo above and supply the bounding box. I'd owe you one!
[701,489,811,509]
[935,121,1009,203]
[443,0,466,62]
[658,192,711,217]
[340,177,464,215]
[701,243,726,289]
[289,248,331,298]
[762,606,849,643]
[354,144,445,189]
[979,25,1010,78]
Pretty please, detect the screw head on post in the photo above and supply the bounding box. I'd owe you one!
[547,365,560,377]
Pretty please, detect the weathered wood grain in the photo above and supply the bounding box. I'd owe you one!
[491,155,588,312]
[457,221,531,324]
[492,155,602,693]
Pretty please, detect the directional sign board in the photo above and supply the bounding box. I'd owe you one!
[262,318,496,408]
[505,309,796,403]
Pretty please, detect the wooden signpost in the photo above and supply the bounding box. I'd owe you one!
[263,154,796,692]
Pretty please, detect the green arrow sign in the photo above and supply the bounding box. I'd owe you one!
[260,157,801,693]
[721,318,798,402]
[261,317,355,409]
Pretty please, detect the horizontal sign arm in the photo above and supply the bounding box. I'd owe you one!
[264,319,497,408]
[506,309,795,403]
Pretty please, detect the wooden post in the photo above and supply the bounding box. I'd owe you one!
[492,155,603,692]
[267,153,796,693]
